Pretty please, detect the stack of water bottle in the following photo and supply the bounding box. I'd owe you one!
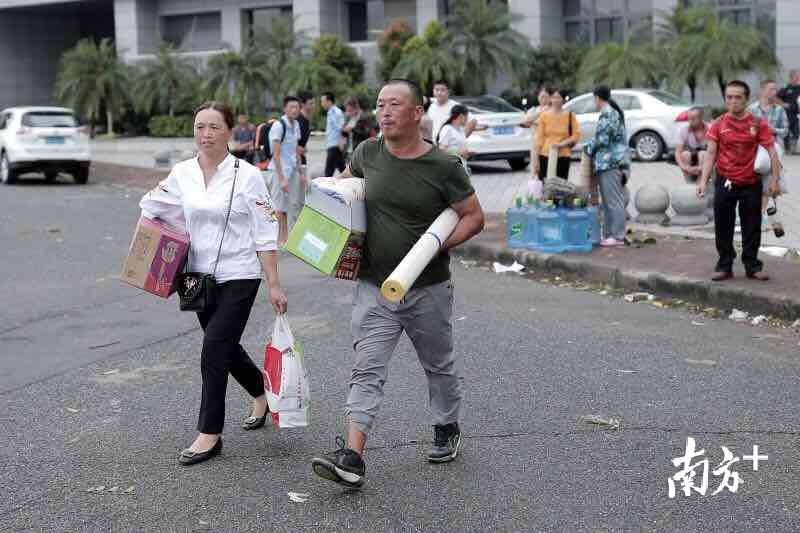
[507,195,601,253]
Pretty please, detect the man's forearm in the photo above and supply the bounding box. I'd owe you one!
[443,212,484,251]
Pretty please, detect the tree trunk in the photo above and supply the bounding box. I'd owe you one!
[717,73,726,100]
[106,109,114,137]
[687,75,697,103]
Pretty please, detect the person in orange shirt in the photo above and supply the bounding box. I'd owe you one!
[533,87,581,180]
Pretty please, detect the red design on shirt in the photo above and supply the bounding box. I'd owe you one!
[706,112,773,184]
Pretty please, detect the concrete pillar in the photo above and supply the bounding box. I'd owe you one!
[416,0,437,34]
[508,0,562,47]
[221,5,242,50]
[294,0,323,40]
[776,0,800,81]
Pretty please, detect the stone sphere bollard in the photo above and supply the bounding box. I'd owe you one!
[153,150,172,168]
[671,185,709,225]
[634,184,670,224]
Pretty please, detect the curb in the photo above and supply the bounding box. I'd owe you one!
[456,241,800,321]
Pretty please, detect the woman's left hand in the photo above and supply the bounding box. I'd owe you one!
[269,285,288,314]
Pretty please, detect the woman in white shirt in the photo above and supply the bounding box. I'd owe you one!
[139,101,288,466]
[436,104,473,158]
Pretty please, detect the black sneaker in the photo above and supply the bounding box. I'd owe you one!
[427,423,462,463]
[311,437,366,489]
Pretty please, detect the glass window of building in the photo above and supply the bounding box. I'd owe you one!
[243,6,292,42]
[161,13,222,52]
[564,0,654,46]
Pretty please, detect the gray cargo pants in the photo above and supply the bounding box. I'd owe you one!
[345,279,461,434]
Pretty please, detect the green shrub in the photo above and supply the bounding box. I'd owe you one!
[148,115,194,137]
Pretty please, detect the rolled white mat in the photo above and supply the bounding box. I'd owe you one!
[575,151,592,190]
[381,208,460,302]
[546,144,559,178]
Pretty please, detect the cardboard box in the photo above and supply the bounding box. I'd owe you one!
[121,217,190,298]
[285,182,366,280]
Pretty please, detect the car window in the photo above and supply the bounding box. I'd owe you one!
[646,90,690,107]
[615,94,642,111]
[22,112,79,128]
[0,113,7,130]
[568,96,597,115]
[452,96,521,113]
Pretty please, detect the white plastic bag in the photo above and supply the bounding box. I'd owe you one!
[262,315,310,428]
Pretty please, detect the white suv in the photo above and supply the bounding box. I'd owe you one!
[0,106,91,184]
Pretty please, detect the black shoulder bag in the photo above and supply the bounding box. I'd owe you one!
[176,159,239,312]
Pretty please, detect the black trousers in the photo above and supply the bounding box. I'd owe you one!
[196,279,264,434]
[714,176,763,275]
[537,156,571,181]
[324,146,346,176]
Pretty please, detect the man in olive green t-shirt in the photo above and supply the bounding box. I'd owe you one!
[311,80,485,489]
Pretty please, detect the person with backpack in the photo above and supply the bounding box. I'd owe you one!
[266,96,302,246]
[533,87,580,180]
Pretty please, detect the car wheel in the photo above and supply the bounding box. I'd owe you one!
[45,171,58,183]
[73,166,89,185]
[1,152,17,185]
[633,131,664,162]
[508,157,528,171]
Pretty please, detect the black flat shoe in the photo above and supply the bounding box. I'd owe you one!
[178,437,222,466]
[242,411,268,430]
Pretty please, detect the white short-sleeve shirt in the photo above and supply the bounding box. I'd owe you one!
[437,124,467,155]
[428,99,457,143]
[139,154,278,283]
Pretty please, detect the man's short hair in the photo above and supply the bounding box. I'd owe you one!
[298,91,314,104]
[726,80,750,100]
[283,95,300,107]
[321,91,335,103]
[433,79,449,89]
[384,78,423,106]
[760,79,776,88]
[688,106,704,116]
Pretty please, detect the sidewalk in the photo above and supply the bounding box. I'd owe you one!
[458,214,800,321]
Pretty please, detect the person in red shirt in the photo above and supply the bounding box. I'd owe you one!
[698,80,781,281]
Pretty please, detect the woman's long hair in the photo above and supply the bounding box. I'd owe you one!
[593,85,624,123]
[437,104,469,145]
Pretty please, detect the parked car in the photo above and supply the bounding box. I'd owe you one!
[453,95,532,171]
[563,89,692,162]
[0,106,91,184]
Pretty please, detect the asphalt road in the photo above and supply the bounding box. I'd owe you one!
[2,174,800,532]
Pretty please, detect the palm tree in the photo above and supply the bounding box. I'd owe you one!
[447,0,530,94]
[698,16,778,99]
[204,42,269,114]
[284,57,350,97]
[252,16,309,99]
[656,6,713,102]
[133,42,198,117]
[391,22,462,96]
[55,37,130,136]
[577,28,662,90]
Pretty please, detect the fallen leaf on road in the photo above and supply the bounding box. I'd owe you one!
[580,415,621,430]
[685,358,718,367]
[65,407,80,413]
[288,492,309,503]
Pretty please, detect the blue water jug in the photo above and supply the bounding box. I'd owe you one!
[532,202,567,253]
[523,196,540,250]
[565,207,593,253]
[506,196,526,248]
[587,205,601,245]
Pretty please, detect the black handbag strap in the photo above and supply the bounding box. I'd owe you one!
[211,158,239,277]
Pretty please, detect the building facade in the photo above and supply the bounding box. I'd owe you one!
[0,0,796,110]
